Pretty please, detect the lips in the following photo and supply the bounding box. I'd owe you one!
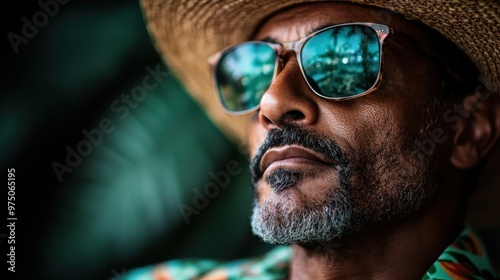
[259,145,335,176]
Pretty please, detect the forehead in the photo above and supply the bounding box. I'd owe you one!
[254,2,425,42]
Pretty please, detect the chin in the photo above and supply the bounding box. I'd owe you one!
[250,189,353,245]
[251,173,354,245]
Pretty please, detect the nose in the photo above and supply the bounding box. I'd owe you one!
[258,53,319,129]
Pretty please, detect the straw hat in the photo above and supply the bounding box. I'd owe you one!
[140,0,500,227]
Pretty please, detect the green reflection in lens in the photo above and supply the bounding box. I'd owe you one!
[301,25,380,98]
[216,42,276,112]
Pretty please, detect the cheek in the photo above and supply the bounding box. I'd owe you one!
[248,111,270,149]
[318,99,408,153]
[321,95,434,170]
[256,182,272,205]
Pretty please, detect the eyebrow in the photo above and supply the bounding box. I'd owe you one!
[260,36,279,43]
[309,23,337,34]
[309,20,358,34]
[259,22,344,44]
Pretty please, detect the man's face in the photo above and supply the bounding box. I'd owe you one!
[248,2,449,244]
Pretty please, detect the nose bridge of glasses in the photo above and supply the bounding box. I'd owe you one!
[270,41,302,78]
[277,41,301,58]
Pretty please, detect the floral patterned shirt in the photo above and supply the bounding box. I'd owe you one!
[126,226,498,279]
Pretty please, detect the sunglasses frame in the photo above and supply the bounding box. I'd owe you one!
[208,22,391,115]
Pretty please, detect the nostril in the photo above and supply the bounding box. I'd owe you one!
[281,110,305,124]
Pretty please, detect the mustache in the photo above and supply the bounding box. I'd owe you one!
[250,125,350,186]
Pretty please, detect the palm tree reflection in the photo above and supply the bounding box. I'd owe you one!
[302,26,380,97]
[217,43,275,111]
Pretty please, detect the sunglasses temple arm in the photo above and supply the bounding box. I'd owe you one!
[390,29,466,84]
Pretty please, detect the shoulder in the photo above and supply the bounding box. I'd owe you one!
[423,225,499,280]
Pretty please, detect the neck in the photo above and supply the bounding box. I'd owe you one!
[289,187,465,280]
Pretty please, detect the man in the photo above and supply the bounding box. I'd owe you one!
[130,0,500,279]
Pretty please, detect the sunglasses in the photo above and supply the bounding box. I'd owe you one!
[209,22,394,115]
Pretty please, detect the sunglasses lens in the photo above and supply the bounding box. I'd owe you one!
[215,42,276,113]
[301,25,381,98]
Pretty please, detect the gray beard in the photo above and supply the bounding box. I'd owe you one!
[251,180,352,245]
[250,163,437,246]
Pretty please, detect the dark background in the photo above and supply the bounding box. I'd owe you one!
[1,0,270,279]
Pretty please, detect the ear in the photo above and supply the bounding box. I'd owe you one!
[451,92,500,169]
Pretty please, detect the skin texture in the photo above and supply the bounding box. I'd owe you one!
[246,2,500,280]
